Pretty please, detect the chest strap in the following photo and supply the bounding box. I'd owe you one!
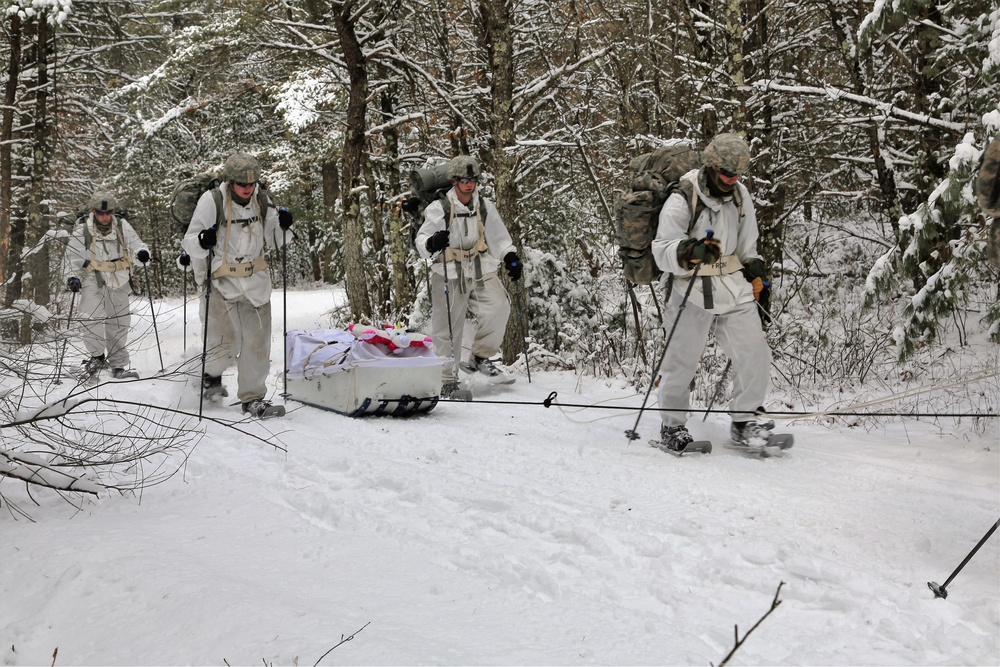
[212,256,269,279]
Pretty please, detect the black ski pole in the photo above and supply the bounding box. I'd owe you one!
[198,250,214,420]
[142,260,164,372]
[53,289,78,385]
[625,231,713,443]
[514,286,532,383]
[280,222,289,397]
[928,518,999,599]
[180,254,189,355]
[440,253,472,401]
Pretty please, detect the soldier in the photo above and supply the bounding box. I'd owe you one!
[181,153,292,418]
[64,191,149,380]
[415,155,522,399]
[649,133,774,452]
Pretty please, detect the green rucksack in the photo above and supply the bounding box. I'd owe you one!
[976,134,1000,267]
[169,172,272,234]
[400,162,489,245]
[613,143,703,285]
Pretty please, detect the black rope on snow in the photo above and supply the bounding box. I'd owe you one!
[348,391,997,419]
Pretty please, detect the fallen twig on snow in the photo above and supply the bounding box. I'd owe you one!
[717,581,784,667]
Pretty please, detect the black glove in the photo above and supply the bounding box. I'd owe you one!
[677,235,722,270]
[278,207,293,230]
[757,281,772,327]
[198,226,218,250]
[178,252,191,267]
[425,229,450,254]
[503,252,522,281]
[67,277,81,292]
[136,249,150,264]
[400,197,420,214]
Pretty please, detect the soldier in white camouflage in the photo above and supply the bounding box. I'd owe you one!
[181,152,292,418]
[64,190,149,381]
[650,133,774,452]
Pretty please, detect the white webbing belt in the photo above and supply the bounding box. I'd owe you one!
[680,254,744,277]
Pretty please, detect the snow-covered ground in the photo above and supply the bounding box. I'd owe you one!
[1,287,998,666]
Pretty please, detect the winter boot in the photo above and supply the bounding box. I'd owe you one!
[658,424,694,452]
[111,368,139,379]
[202,374,228,400]
[460,355,502,377]
[730,420,772,450]
[241,399,286,419]
[78,354,107,381]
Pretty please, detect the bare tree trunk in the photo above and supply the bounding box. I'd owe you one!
[318,157,340,282]
[0,13,21,286]
[477,0,522,365]
[334,0,371,320]
[25,16,52,342]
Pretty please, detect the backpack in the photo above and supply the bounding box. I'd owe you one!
[401,162,489,246]
[614,143,702,285]
[169,172,272,235]
[976,134,1000,267]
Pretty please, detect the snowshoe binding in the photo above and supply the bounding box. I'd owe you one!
[241,399,285,419]
[727,420,794,457]
[459,355,515,385]
[650,424,712,456]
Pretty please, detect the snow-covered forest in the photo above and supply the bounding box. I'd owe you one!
[1,2,999,664]
[0,0,997,378]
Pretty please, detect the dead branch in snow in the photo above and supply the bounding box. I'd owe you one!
[717,581,784,667]
[313,622,371,667]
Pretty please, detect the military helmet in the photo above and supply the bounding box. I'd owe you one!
[223,152,261,184]
[702,133,751,176]
[448,155,481,179]
[88,191,118,213]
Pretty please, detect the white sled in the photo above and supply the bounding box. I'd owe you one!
[285,329,449,417]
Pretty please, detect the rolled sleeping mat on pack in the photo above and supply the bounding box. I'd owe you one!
[409,162,453,194]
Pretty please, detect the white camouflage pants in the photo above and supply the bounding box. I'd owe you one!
[656,298,771,427]
[78,280,132,369]
[430,270,511,382]
[202,285,272,403]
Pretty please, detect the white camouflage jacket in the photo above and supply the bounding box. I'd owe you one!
[651,169,761,315]
[415,188,515,278]
[65,215,147,291]
[182,183,285,308]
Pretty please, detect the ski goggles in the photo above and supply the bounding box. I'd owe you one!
[233,181,257,188]
[456,177,478,185]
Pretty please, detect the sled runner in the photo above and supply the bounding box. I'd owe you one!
[285,328,449,417]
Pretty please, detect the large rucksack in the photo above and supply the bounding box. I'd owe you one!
[976,134,1000,267]
[614,143,702,285]
[400,162,490,246]
[169,172,272,235]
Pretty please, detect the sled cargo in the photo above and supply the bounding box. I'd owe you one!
[285,328,448,417]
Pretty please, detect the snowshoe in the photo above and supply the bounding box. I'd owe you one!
[111,368,139,380]
[650,424,712,456]
[440,380,473,401]
[459,355,515,385]
[727,420,794,457]
[241,399,285,419]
